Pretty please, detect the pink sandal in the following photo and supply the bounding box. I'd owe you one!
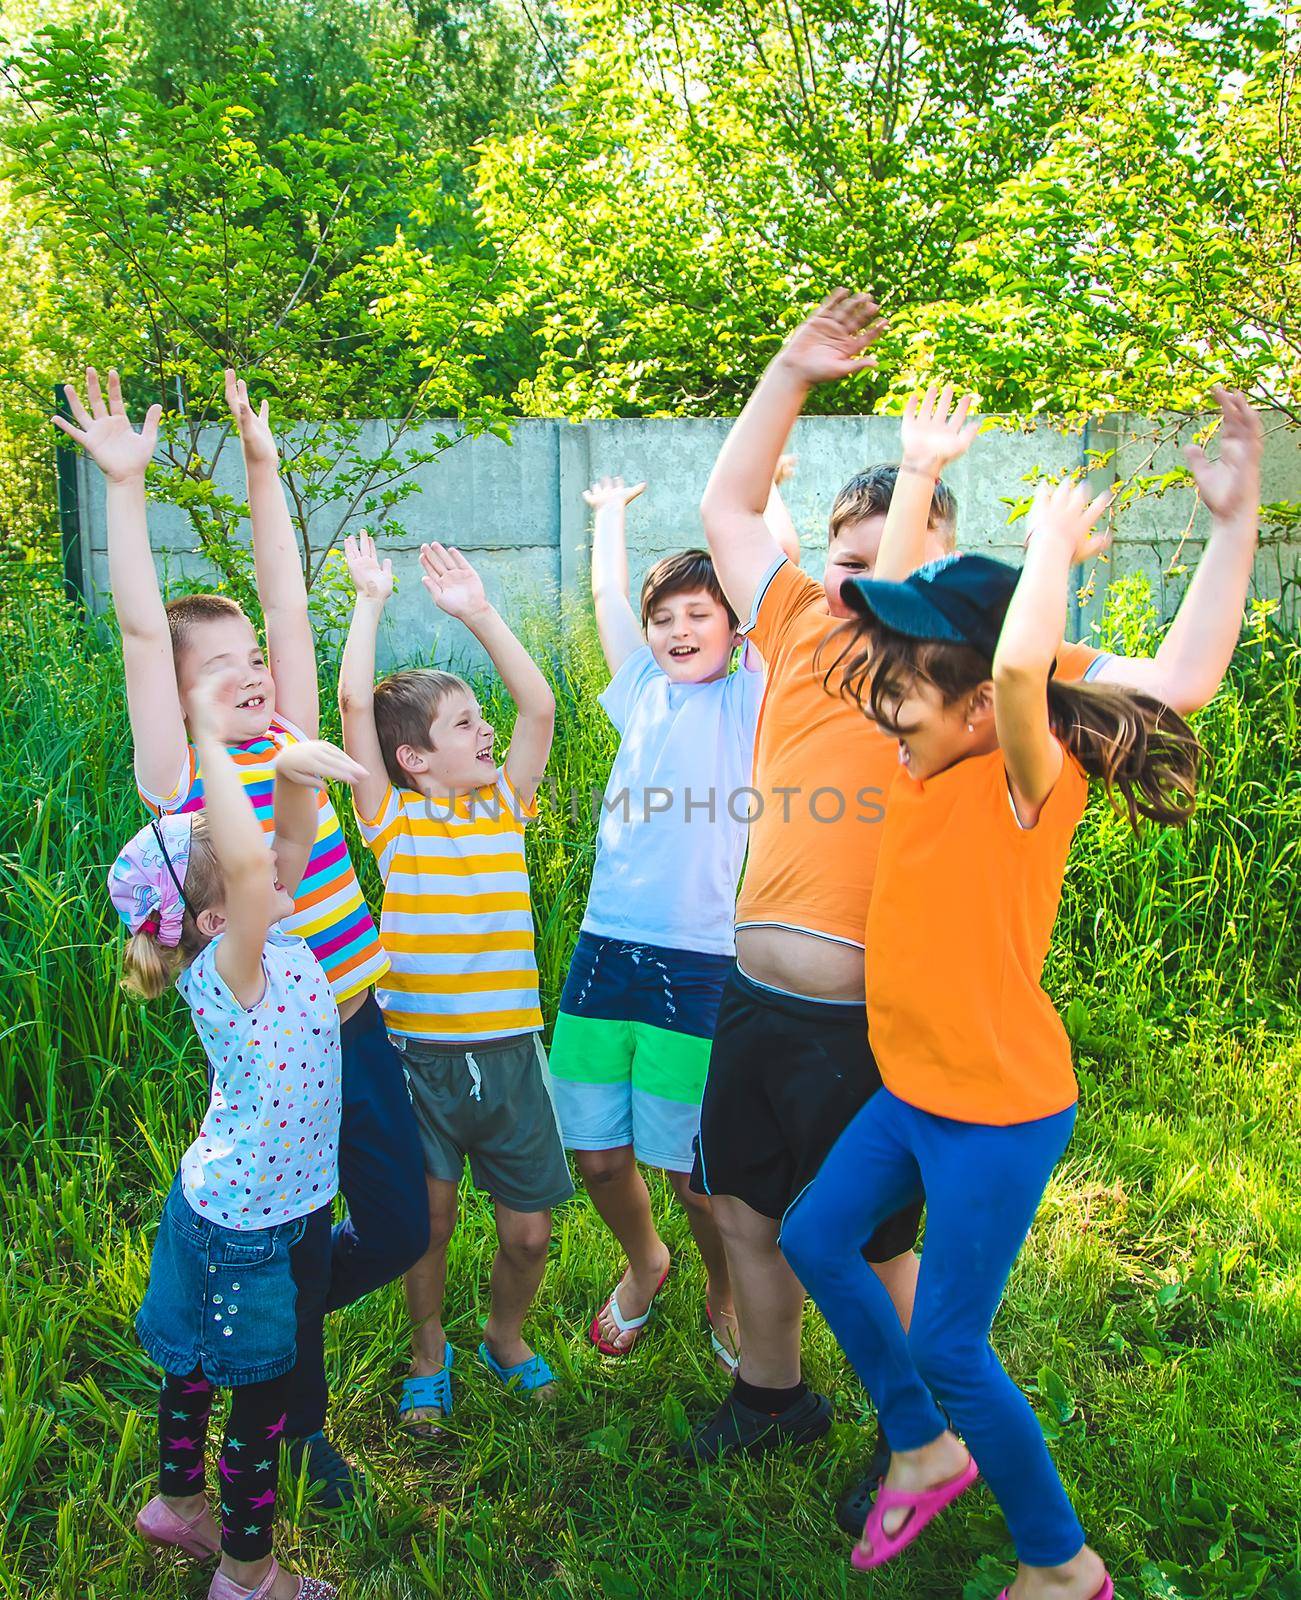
[998,1579,1113,1600]
[207,1557,338,1598]
[850,1454,979,1571]
[136,1494,220,1560]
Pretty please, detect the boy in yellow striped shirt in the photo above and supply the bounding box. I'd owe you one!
[339,533,572,1433]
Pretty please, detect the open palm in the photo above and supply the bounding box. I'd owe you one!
[419,542,487,620]
[779,290,886,386]
[1184,389,1263,522]
[344,530,393,603]
[224,368,279,465]
[52,368,161,483]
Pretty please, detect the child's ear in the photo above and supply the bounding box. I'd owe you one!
[969,680,996,726]
[196,906,225,940]
[396,743,427,776]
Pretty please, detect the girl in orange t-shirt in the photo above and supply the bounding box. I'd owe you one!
[782,482,1203,1600]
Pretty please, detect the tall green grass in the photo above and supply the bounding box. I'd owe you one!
[2,588,1299,1600]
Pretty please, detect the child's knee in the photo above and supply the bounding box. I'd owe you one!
[576,1146,634,1187]
[425,1179,458,1249]
[498,1211,552,1267]
[909,1324,983,1404]
[668,1171,711,1218]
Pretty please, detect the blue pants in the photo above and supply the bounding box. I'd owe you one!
[781,1087,1084,1568]
[285,994,429,1437]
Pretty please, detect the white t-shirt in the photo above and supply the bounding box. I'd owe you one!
[581,645,763,957]
[176,927,342,1229]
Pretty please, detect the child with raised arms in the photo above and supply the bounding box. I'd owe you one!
[781,472,1242,1598]
[117,667,364,1600]
[53,368,428,1503]
[546,473,770,1370]
[339,532,571,1434]
[686,288,1262,1524]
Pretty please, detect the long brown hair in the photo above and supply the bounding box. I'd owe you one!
[820,618,1203,830]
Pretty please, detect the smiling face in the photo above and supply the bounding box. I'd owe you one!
[397,685,496,795]
[174,614,276,743]
[823,516,952,618]
[872,674,978,781]
[645,587,738,684]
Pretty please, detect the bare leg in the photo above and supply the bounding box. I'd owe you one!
[709,1194,805,1387]
[576,1146,671,1351]
[666,1170,737,1365]
[484,1202,554,1397]
[402,1175,458,1431]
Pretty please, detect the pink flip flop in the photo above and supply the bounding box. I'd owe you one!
[589,1263,671,1356]
[850,1454,979,1571]
[136,1494,220,1560]
[998,1579,1113,1600]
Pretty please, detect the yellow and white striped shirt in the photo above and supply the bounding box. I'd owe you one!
[355,769,542,1042]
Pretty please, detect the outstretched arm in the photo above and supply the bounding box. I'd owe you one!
[225,370,319,736]
[995,480,1113,825]
[272,740,366,897]
[52,368,187,799]
[763,455,802,566]
[338,531,394,822]
[188,671,278,1007]
[586,475,649,674]
[419,543,555,807]
[874,383,980,583]
[1090,390,1263,715]
[700,290,886,621]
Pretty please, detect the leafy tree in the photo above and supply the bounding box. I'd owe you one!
[473,0,1287,421]
[0,24,520,595]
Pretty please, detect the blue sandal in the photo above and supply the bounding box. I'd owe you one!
[398,1342,454,1433]
[478,1341,556,1394]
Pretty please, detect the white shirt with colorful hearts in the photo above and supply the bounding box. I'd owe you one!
[176,927,342,1229]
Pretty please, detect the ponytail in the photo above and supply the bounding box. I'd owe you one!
[121,929,186,1000]
[1047,679,1202,830]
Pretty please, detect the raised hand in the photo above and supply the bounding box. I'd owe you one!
[52,368,161,484]
[224,368,278,465]
[900,383,980,476]
[273,739,368,789]
[188,666,245,743]
[583,475,647,512]
[344,530,394,603]
[419,542,489,621]
[775,289,887,388]
[1184,388,1263,524]
[773,453,799,487]
[1027,478,1113,566]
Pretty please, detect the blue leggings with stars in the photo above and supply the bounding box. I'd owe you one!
[158,1367,289,1561]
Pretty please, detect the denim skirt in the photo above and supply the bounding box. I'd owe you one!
[136,1174,325,1385]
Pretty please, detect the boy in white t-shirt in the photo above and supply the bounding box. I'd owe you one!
[549,474,776,1371]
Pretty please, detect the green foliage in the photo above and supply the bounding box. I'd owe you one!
[0,16,544,585]
[473,0,1290,423]
[1,591,1299,1596]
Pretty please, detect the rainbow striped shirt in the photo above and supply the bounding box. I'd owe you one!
[355,768,542,1042]
[140,714,389,1005]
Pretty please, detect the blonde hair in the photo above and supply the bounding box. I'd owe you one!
[119,824,225,1000]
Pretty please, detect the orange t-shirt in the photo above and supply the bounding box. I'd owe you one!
[737,557,1103,947]
[866,744,1088,1125]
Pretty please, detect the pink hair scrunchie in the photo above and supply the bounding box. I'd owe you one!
[107,814,195,949]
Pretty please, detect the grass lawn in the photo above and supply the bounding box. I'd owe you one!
[3,593,1299,1600]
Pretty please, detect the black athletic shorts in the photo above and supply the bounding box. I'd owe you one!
[690,963,923,1262]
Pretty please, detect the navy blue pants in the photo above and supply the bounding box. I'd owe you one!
[782,1087,1083,1567]
[284,994,428,1437]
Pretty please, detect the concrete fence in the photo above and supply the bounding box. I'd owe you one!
[70,413,1301,669]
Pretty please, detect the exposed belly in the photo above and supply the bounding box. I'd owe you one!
[735,924,866,1003]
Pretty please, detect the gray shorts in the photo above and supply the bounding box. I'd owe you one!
[391,1031,575,1213]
